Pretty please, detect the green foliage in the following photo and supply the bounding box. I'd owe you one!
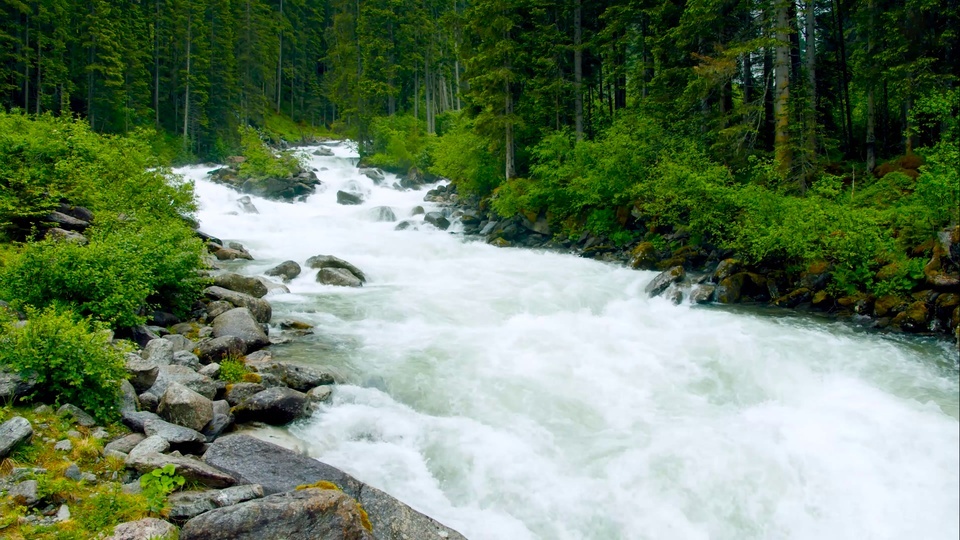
[431,115,502,197]
[0,307,130,423]
[218,357,248,383]
[0,218,207,327]
[139,463,186,515]
[237,126,303,180]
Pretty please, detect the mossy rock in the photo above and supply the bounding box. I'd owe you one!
[874,294,907,317]
[630,242,659,270]
[891,301,930,333]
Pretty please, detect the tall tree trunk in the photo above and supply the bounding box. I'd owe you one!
[804,0,816,188]
[774,0,792,174]
[832,0,853,155]
[183,11,191,147]
[574,0,583,140]
[277,0,283,114]
[24,15,30,113]
[762,48,774,150]
[454,59,461,111]
[865,0,876,172]
[35,30,41,114]
[504,37,514,181]
[154,0,160,127]
[743,52,754,104]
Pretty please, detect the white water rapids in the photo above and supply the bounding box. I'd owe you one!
[180,145,959,540]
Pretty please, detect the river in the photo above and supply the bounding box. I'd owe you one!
[179,145,959,540]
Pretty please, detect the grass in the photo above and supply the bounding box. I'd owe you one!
[262,111,333,145]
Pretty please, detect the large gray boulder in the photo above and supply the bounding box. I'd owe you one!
[645,266,685,298]
[305,255,366,283]
[143,418,206,450]
[202,435,467,540]
[264,261,301,282]
[149,365,217,400]
[180,488,374,540]
[125,354,159,393]
[58,404,96,427]
[0,416,33,459]
[367,206,397,222]
[232,387,308,425]
[158,382,215,432]
[253,362,336,392]
[142,338,175,366]
[317,267,363,287]
[336,190,364,205]
[224,382,266,406]
[423,211,450,230]
[212,308,270,352]
[127,451,236,489]
[166,485,264,522]
[204,286,272,323]
[213,273,268,299]
[197,336,246,364]
[0,370,36,403]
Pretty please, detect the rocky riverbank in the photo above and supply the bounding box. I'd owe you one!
[421,182,960,343]
[1,226,467,539]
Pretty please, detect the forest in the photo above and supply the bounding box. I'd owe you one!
[0,0,958,295]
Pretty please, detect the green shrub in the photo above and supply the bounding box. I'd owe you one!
[430,114,501,196]
[0,307,130,423]
[140,463,186,514]
[218,356,248,382]
[237,126,302,179]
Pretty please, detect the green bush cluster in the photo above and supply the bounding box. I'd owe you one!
[362,114,434,175]
[237,125,303,179]
[0,307,130,423]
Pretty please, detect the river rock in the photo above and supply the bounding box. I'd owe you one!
[201,412,233,442]
[150,365,217,400]
[197,335,247,363]
[213,308,270,352]
[256,276,291,295]
[0,416,33,459]
[645,266,685,297]
[204,286,272,323]
[1,370,37,403]
[318,267,363,287]
[180,488,374,540]
[165,333,196,353]
[232,387,308,425]
[313,147,334,156]
[206,300,235,320]
[423,211,450,230]
[127,451,236,489]
[158,382,215,432]
[265,260,301,282]
[201,435,467,540]
[360,167,386,184]
[712,258,740,283]
[690,284,716,304]
[143,418,206,450]
[214,273,268,299]
[237,196,259,215]
[253,362,336,392]
[58,404,96,427]
[10,479,39,507]
[368,206,397,222]
[167,484,265,522]
[105,518,178,540]
[306,254,367,283]
[214,247,254,261]
[172,350,202,371]
[307,385,333,403]
[337,190,364,205]
[394,220,416,231]
[891,301,930,332]
[105,433,146,455]
[119,379,140,415]
[225,382,267,406]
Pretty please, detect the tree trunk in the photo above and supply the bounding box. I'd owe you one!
[183,11,191,147]
[154,0,160,127]
[574,0,583,140]
[277,0,283,114]
[865,0,876,172]
[35,29,41,114]
[804,0,816,188]
[24,15,30,113]
[774,1,792,174]
[743,52,754,104]
[832,0,853,155]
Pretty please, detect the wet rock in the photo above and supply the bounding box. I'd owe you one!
[213,273,268,299]
[58,404,96,427]
[307,386,333,403]
[368,206,397,222]
[891,301,930,333]
[212,308,270,352]
[773,288,812,308]
[645,266,685,297]
[233,387,308,425]
[313,147,333,157]
[179,488,374,540]
[630,242,659,270]
[253,362,336,392]
[204,286,272,323]
[237,196,259,214]
[256,276,291,295]
[690,284,716,304]
[411,206,425,216]
[712,259,740,283]
[318,267,363,287]
[306,255,367,283]
[197,336,247,364]
[105,517,178,540]
[394,220,416,231]
[337,190,364,205]
[874,295,907,317]
[159,382,215,432]
[265,261,302,282]
[360,167,386,184]
[214,247,255,261]
[225,383,266,406]
[801,262,833,291]
[423,212,450,230]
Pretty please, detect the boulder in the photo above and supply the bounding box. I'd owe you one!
[201,413,233,442]
[197,336,247,364]
[253,362,336,392]
[359,168,386,184]
[158,382,215,432]
[0,416,33,459]
[213,273,268,299]
[127,451,236,489]
[423,212,450,230]
[204,286,272,323]
[256,276,291,295]
[233,387,308,425]
[0,370,37,403]
[45,227,88,244]
[394,220,416,231]
[143,418,206,450]
[138,392,160,412]
[306,255,367,283]
[313,147,334,157]
[150,311,181,327]
[337,191,364,205]
[121,411,163,433]
[57,202,95,222]
[104,433,146,455]
[265,261,302,282]
[716,273,769,304]
[237,196,259,214]
[690,284,716,304]
[630,242,659,270]
[44,210,89,231]
[199,363,221,378]
[212,308,270,352]
[172,350,202,371]
[801,262,833,291]
[105,518,178,540]
[307,386,333,404]
[58,404,96,427]
[317,267,363,288]
[891,301,930,333]
[10,479,40,507]
[214,247,254,261]
[143,338,175,366]
[180,488,374,540]
[712,258,740,283]
[645,266,685,298]
[119,380,140,415]
[773,288,813,308]
[367,206,397,222]
[150,365,218,400]
[225,383,267,406]
[165,333,196,353]
[125,355,160,394]
[201,435,467,540]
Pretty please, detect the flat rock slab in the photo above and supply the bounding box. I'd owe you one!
[180,488,374,540]
[202,435,466,540]
[167,484,265,522]
[127,451,236,489]
[105,517,178,540]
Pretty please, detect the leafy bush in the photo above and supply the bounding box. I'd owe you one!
[218,356,248,382]
[431,115,504,197]
[140,463,186,514]
[0,307,130,423]
[237,125,303,179]
[0,218,207,327]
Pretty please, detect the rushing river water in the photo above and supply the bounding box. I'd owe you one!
[180,145,959,540]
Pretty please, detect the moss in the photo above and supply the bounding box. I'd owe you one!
[241,372,262,384]
[296,480,341,491]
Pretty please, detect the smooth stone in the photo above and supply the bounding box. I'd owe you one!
[105,433,146,455]
[105,517,177,540]
[158,382,215,432]
[232,387,308,425]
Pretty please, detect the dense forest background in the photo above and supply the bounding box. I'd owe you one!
[1,0,958,298]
